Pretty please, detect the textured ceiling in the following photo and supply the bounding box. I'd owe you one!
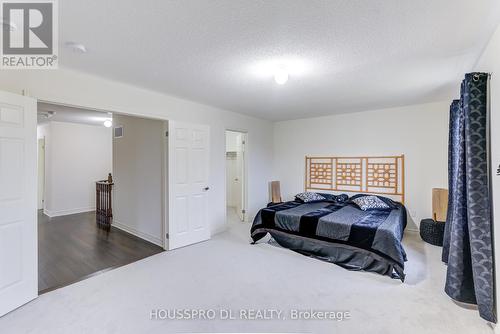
[58,0,500,121]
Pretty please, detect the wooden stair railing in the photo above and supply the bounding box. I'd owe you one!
[96,173,113,230]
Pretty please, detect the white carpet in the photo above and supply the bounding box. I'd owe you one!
[0,222,493,334]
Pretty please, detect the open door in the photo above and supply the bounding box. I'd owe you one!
[0,91,37,316]
[168,121,210,250]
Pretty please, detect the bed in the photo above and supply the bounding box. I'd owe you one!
[250,155,408,281]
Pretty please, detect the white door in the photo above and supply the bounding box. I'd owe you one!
[168,121,210,250]
[235,134,245,221]
[0,91,37,316]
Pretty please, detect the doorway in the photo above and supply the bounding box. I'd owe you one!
[36,102,166,293]
[225,130,247,223]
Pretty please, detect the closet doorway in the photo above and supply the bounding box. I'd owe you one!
[225,130,247,223]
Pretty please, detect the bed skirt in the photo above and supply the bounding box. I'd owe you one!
[253,228,405,282]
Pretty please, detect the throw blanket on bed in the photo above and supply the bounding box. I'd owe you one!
[251,200,407,280]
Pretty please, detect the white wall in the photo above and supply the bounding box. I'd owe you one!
[273,101,449,230]
[0,68,273,234]
[39,121,112,217]
[474,24,500,328]
[112,114,165,246]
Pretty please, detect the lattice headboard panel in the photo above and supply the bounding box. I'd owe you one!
[305,155,405,203]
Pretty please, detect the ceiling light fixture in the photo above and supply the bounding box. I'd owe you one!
[274,67,289,85]
[38,111,56,119]
[251,57,309,85]
[103,120,112,128]
[65,41,87,53]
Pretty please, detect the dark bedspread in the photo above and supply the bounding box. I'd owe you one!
[250,200,408,280]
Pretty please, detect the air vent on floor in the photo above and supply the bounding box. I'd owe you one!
[114,126,123,138]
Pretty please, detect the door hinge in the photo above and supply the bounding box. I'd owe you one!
[242,209,246,214]
[166,233,169,239]
[165,131,169,137]
[242,140,245,145]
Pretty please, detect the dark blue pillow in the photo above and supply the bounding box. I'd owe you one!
[317,193,349,203]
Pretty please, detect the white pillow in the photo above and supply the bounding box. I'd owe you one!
[295,192,326,203]
[352,195,390,211]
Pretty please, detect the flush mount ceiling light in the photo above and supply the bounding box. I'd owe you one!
[250,57,310,85]
[65,41,87,53]
[103,120,112,128]
[274,67,289,85]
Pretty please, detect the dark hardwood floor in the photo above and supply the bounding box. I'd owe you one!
[38,210,164,293]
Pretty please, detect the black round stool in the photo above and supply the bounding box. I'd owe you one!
[419,219,445,246]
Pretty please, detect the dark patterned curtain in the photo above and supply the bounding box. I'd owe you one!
[442,72,495,323]
[442,99,460,263]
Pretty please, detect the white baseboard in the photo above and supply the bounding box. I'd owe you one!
[44,207,95,217]
[112,220,163,247]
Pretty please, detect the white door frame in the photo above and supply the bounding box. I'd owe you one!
[37,137,45,210]
[162,121,169,250]
[224,129,248,223]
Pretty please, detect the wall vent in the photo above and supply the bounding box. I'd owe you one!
[114,126,123,138]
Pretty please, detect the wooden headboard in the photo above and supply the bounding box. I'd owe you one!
[305,155,405,204]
